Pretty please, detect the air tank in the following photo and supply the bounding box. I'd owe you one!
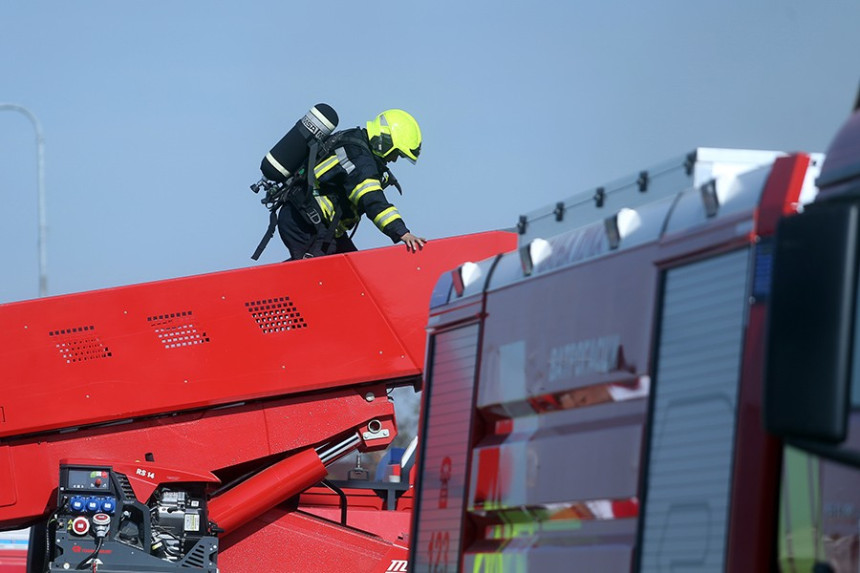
[260,103,338,183]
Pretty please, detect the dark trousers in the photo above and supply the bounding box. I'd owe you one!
[277,204,357,260]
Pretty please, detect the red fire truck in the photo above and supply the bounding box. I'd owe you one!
[408,97,860,571]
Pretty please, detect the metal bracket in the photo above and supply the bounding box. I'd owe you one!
[637,171,649,193]
[517,215,528,235]
[684,151,697,176]
[363,428,390,441]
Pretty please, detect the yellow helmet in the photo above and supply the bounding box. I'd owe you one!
[366,109,422,163]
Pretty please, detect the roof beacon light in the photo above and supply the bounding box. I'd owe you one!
[700,180,720,218]
[520,238,552,276]
[453,262,482,297]
[605,208,641,250]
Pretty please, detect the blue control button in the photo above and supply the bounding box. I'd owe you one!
[85,497,101,512]
[100,498,116,513]
[69,497,86,512]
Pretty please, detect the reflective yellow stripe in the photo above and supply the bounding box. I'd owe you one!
[314,156,339,179]
[373,206,402,229]
[314,196,335,220]
[349,178,383,204]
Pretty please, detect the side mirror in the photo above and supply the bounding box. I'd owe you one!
[764,201,858,443]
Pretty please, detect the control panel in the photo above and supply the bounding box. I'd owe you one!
[35,463,218,572]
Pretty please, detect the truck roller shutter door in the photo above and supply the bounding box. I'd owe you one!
[639,248,750,572]
[411,323,481,573]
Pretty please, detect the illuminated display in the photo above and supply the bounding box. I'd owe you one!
[66,468,110,491]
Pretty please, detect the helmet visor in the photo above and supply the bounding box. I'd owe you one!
[400,143,421,164]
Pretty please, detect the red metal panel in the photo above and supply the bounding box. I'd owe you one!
[299,487,413,543]
[0,449,15,508]
[59,458,220,505]
[0,385,395,528]
[755,153,812,235]
[0,231,515,440]
[0,551,25,573]
[725,154,812,572]
[219,507,409,573]
[0,529,26,573]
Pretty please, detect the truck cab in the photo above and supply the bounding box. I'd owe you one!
[765,97,860,572]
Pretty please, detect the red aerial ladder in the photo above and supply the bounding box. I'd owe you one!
[0,231,516,573]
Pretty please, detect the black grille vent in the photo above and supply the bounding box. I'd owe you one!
[148,311,210,349]
[49,325,112,363]
[180,540,210,568]
[245,297,307,334]
[115,473,136,502]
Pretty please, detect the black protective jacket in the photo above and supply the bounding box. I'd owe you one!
[311,128,409,242]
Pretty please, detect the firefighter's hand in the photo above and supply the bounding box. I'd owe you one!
[400,232,427,253]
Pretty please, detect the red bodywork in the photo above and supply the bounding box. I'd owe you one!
[0,231,517,569]
[0,551,25,573]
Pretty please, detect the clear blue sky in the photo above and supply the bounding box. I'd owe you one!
[2,1,859,304]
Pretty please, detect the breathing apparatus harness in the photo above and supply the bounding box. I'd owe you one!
[250,129,402,260]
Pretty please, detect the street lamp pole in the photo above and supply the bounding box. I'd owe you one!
[1,103,47,296]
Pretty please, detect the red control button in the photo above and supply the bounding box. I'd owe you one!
[72,516,90,536]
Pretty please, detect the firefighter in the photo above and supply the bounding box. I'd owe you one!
[277,109,427,260]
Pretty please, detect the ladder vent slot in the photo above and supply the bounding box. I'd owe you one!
[246,297,307,334]
[49,325,112,363]
[148,311,210,349]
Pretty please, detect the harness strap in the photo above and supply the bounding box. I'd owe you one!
[251,209,279,261]
[301,201,342,258]
[251,129,387,260]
